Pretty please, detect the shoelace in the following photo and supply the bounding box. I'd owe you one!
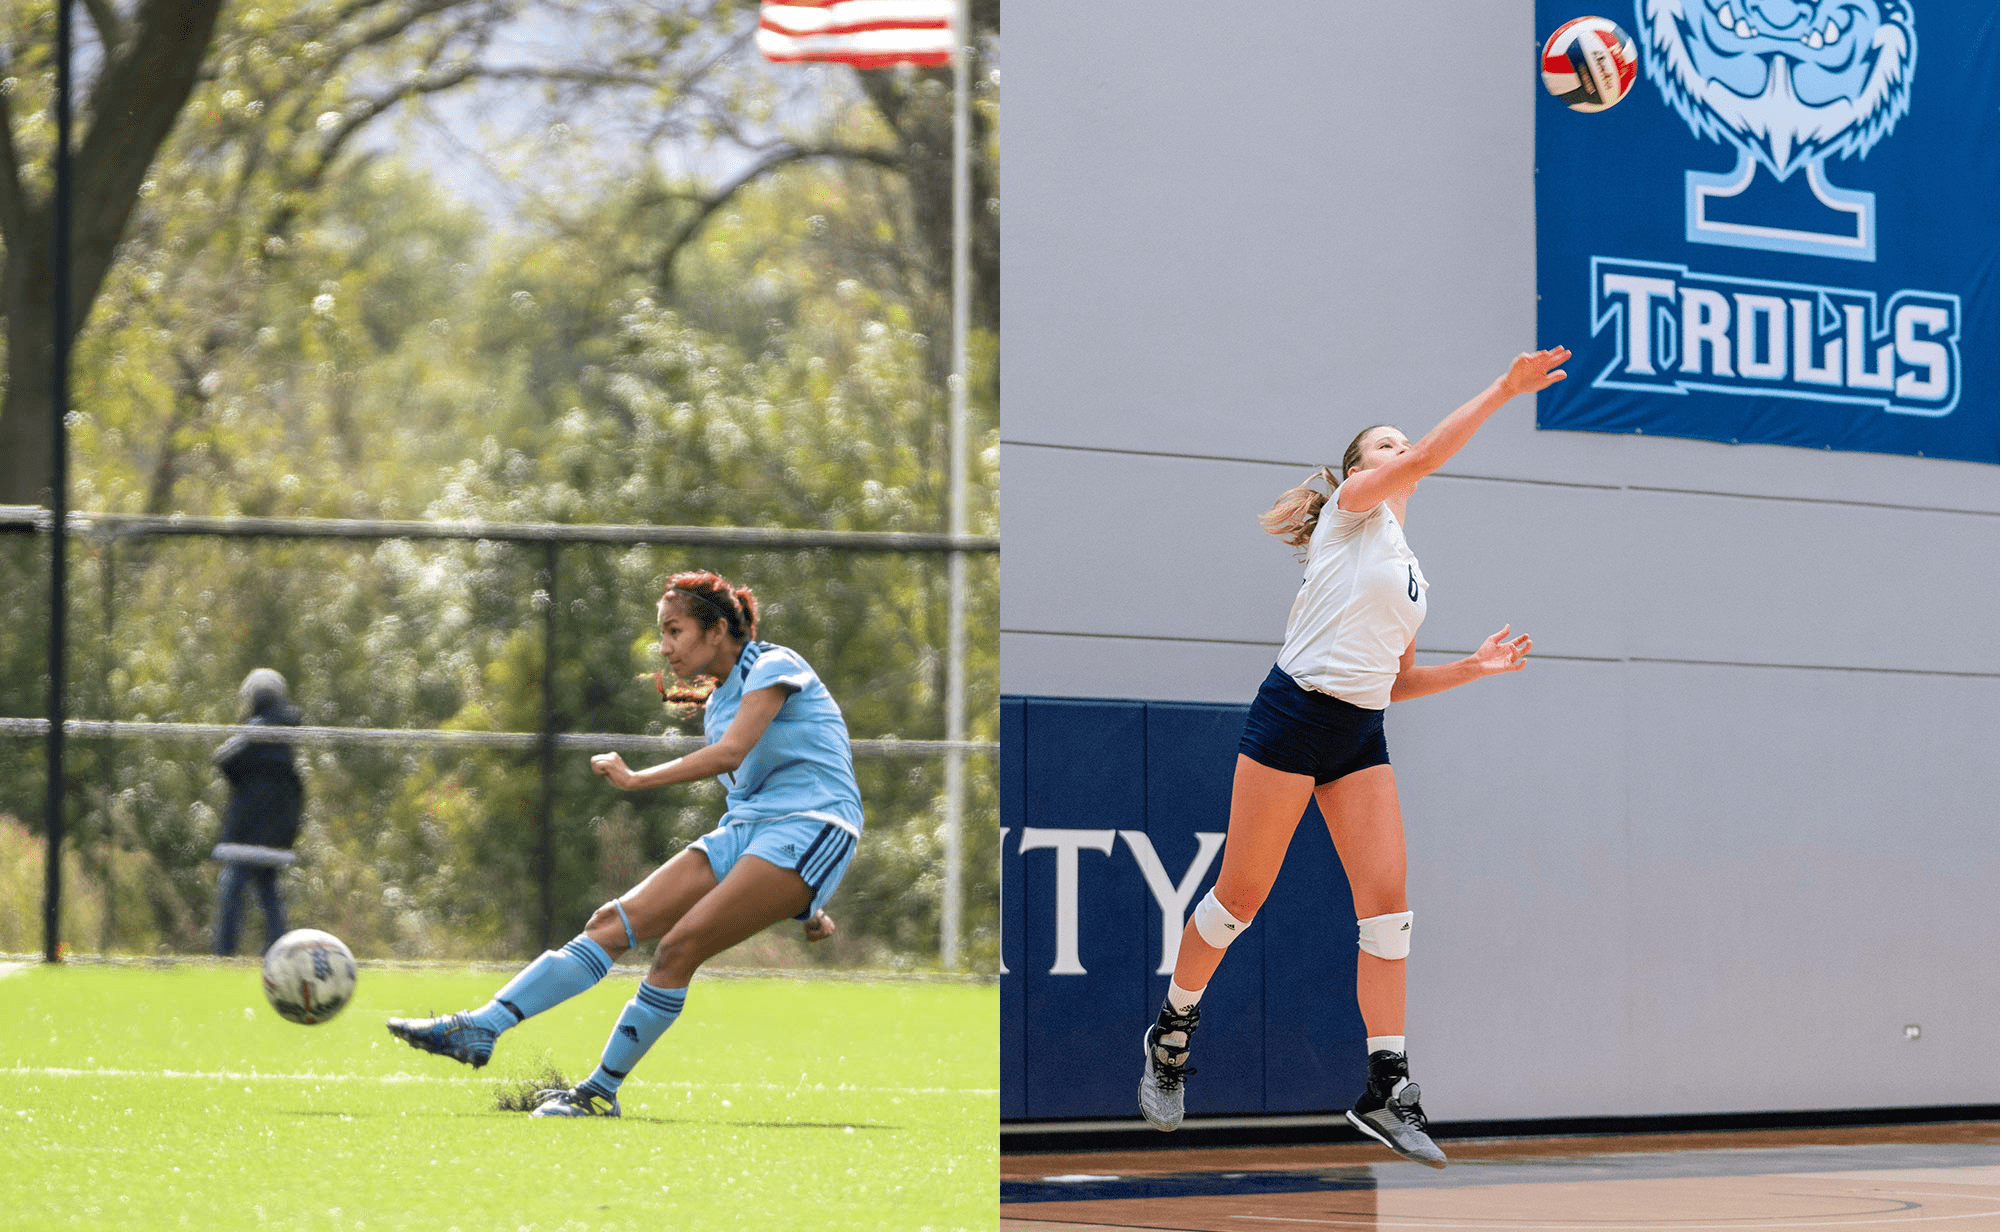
[1148,1004,1202,1091]
[1388,1082,1429,1132]
[1149,1032,1198,1090]
[568,1086,614,1111]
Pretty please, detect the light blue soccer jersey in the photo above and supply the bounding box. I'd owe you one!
[701,642,864,834]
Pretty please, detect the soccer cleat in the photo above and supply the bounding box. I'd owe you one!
[1345,1050,1448,1168]
[1137,999,1200,1132]
[530,1084,621,1118]
[385,1013,496,1069]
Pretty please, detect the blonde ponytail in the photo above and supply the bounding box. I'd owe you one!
[1258,466,1340,550]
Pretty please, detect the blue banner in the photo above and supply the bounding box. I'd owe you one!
[1535,0,1997,463]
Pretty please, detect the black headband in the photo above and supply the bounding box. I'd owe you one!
[669,586,738,628]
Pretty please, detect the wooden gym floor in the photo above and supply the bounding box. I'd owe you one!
[1000,1122,1999,1230]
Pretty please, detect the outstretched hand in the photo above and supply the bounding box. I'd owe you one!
[1499,347,1570,397]
[804,911,837,942]
[1472,624,1532,675]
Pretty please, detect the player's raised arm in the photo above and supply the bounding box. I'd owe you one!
[1337,347,1569,512]
[592,685,788,789]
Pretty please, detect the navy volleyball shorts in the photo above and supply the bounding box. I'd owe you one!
[1238,663,1390,785]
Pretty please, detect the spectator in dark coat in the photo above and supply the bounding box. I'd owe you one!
[211,668,305,956]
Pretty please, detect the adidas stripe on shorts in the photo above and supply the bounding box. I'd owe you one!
[691,814,858,921]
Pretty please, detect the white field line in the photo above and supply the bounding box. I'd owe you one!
[0,963,30,980]
[0,1065,995,1097]
[0,953,997,986]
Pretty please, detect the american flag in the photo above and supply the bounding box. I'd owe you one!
[757,0,955,69]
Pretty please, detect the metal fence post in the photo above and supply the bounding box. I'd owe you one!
[536,540,558,949]
[98,535,116,950]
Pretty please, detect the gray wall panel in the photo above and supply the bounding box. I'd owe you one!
[999,632,1280,708]
[1618,493,1999,675]
[1386,658,1997,1120]
[1001,445,1998,694]
[1000,446,1634,664]
[1616,663,1999,1114]
[998,446,1301,644]
[1007,0,1538,466]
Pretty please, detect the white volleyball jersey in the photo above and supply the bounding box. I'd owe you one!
[1274,481,1428,709]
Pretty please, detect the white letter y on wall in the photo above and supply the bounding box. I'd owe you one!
[1119,831,1226,975]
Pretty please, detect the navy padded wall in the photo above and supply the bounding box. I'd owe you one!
[1020,699,1149,1117]
[1005,694,1366,1120]
[1000,697,1027,1119]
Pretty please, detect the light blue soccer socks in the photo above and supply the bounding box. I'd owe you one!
[579,982,687,1099]
[464,935,615,1036]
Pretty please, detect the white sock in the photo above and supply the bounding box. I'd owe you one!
[1366,1034,1406,1056]
[1166,980,1204,1013]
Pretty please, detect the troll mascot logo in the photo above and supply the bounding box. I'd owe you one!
[1639,0,1915,260]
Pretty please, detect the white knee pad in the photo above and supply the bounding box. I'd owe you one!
[1357,910,1412,960]
[1191,889,1251,949]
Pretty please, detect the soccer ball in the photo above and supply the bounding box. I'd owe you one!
[261,928,357,1025]
[1541,16,1638,112]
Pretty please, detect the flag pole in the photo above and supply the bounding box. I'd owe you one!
[752,0,968,969]
[940,0,970,971]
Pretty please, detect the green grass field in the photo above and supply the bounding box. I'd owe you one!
[0,961,997,1230]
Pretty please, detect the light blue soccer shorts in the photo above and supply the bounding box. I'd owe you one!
[691,815,858,921]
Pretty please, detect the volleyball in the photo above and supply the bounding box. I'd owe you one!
[1540,17,1638,112]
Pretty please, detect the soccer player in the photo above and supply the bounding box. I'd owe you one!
[1136,348,1568,1166]
[387,569,862,1117]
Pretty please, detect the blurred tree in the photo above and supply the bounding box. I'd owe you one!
[602,0,1000,382]
[0,0,530,505]
[0,0,225,505]
[6,0,998,511]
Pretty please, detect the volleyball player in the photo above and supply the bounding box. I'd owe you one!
[1136,347,1569,1166]
[387,569,862,1117]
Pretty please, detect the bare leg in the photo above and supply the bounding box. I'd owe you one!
[1143,756,1314,1130]
[580,848,719,959]
[387,851,725,1066]
[1314,764,1408,1037]
[1169,755,1315,993]
[649,854,813,987]
[535,854,816,1114]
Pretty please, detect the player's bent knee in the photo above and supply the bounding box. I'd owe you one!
[1191,889,1252,949]
[1356,910,1412,960]
[650,930,703,979]
[583,902,635,952]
